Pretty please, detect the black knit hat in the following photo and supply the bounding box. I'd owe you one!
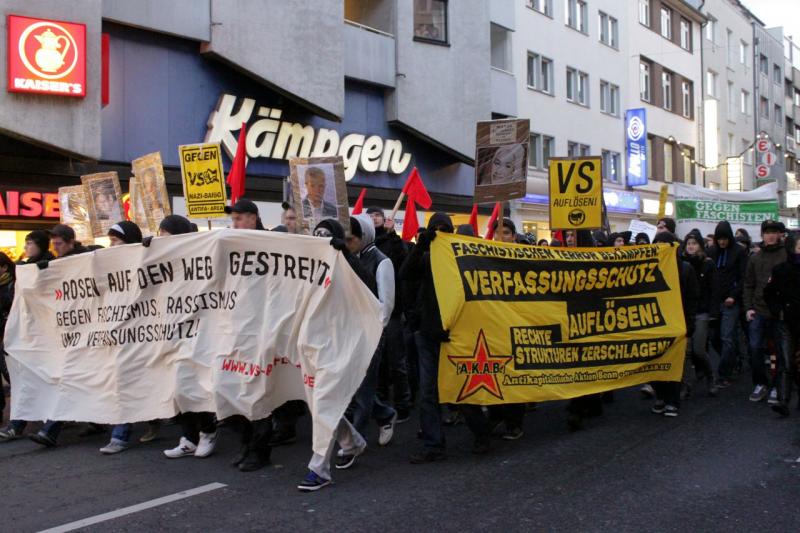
[657,217,676,234]
[492,217,517,234]
[25,230,50,253]
[50,224,75,242]
[315,219,345,240]
[107,221,143,244]
[366,206,385,217]
[159,215,193,236]
[427,212,453,232]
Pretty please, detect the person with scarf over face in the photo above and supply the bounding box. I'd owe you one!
[764,231,800,417]
[681,232,718,397]
[707,220,748,387]
[743,220,787,404]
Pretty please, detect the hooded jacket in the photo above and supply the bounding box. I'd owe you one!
[764,253,800,335]
[683,252,715,315]
[400,212,453,343]
[315,219,377,295]
[744,241,787,317]
[374,225,408,319]
[707,221,748,313]
[352,213,394,328]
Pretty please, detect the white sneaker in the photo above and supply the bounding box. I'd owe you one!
[767,388,779,405]
[100,439,129,455]
[378,413,397,446]
[164,437,197,458]
[195,431,217,457]
[749,384,768,402]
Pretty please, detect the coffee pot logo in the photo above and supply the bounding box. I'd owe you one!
[18,22,78,79]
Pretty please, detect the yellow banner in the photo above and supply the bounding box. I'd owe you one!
[178,143,227,218]
[431,233,686,404]
[548,157,602,230]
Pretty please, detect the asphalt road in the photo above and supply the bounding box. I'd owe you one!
[2,378,800,532]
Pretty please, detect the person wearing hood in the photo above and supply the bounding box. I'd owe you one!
[657,217,676,235]
[681,232,718,397]
[743,220,787,404]
[340,214,398,450]
[764,231,800,416]
[22,230,54,264]
[610,232,632,247]
[367,206,412,423]
[635,233,651,245]
[707,220,748,387]
[159,214,194,236]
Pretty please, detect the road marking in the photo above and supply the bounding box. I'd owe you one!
[38,482,227,533]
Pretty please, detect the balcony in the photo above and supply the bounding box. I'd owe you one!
[344,20,396,88]
[491,67,517,117]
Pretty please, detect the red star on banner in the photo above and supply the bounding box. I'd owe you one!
[447,329,512,402]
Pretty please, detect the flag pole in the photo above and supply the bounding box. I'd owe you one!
[388,192,406,223]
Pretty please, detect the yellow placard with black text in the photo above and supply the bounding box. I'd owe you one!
[430,233,686,404]
[549,157,602,230]
[178,143,227,218]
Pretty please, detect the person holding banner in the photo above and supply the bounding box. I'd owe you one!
[743,220,787,404]
[0,253,15,423]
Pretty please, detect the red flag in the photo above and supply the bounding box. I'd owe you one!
[352,188,367,215]
[468,204,479,237]
[226,122,247,205]
[401,167,432,209]
[401,198,419,242]
[484,202,501,240]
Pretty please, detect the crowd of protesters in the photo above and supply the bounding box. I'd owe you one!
[1,200,799,492]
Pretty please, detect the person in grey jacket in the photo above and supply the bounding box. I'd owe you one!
[743,220,787,403]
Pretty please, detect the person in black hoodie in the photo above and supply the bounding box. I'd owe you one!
[650,231,698,417]
[764,231,800,416]
[707,220,748,387]
[367,206,412,422]
[682,232,718,396]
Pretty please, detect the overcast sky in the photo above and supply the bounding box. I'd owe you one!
[741,0,800,42]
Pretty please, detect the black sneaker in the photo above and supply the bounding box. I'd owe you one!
[29,431,57,447]
[395,409,411,424]
[502,427,524,441]
[335,443,366,470]
[663,405,679,417]
[238,450,270,472]
[268,430,297,447]
[651,401,666,415]
[230,444,249,467]
[410,449,446,464]
[297,471,331,492]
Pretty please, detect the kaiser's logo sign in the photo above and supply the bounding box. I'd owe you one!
[7,15,87,97]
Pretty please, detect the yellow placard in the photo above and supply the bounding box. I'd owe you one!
[548,157,603,230]
[657,184,669,219]
[431,233,686,404]
[178,143,227,218]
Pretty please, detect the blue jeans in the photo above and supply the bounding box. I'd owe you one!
[347,335,396,437]
[717,304,741,379]
[748,313,786,387]
[111,423,132,443]
[414,332,445,451]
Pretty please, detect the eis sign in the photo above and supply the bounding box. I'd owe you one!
[7,15,86,97]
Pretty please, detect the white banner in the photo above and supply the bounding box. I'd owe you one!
[673,182,780,239]
[5,230,382,455]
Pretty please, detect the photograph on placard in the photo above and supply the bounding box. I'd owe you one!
[128,177,154,237]
[288,156,349,234]
[81,172,124,237]
[474,119,529,203]
[132,152,170,229]
[58,185,93,243]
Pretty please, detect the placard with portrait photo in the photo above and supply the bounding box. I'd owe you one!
[81,172,124,237]
[474,119,530,203]
[58,185,93,243]
[288,156,349,235]
[132,152,171,233]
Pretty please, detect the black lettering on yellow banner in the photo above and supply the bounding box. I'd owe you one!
[549,157,603,230]
[566,297,665,340]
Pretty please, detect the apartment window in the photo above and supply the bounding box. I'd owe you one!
[795,89,800,108]
[543,135,555,167]
[683,150,693,184]
[786,80,794,99]
[775,105,783,125]
[527,52,553,94]
[639,0,650,27]
[727,81,735,119]
[680,19,691,51]
[413,0,447,43]
[602,150,620,182]
[568,142,590,157]
[646,137,653,178]
[728,133,735,156]
[760,96,769,118]
[705,16,716,43]
[773,64,782,85]
[600,81,620,116]
[796,125,800,144]
[567,68,589,106]
[726,29,734,64]
[742,138,752,164]
[527,0,553,16]
[759,54,768,76]
[741,90,750,115]
[640,61,651,102]
[706,70,718,98]
[740,41,749,66]
[565,0,588,33]
[664,142,674,182]
[682,81,691,118]
[529,134,540,168]
[599,12,619,48]
[662,72,673,111]
[660,7,672,39]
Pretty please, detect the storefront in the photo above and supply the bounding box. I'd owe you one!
[0,188,60,260]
